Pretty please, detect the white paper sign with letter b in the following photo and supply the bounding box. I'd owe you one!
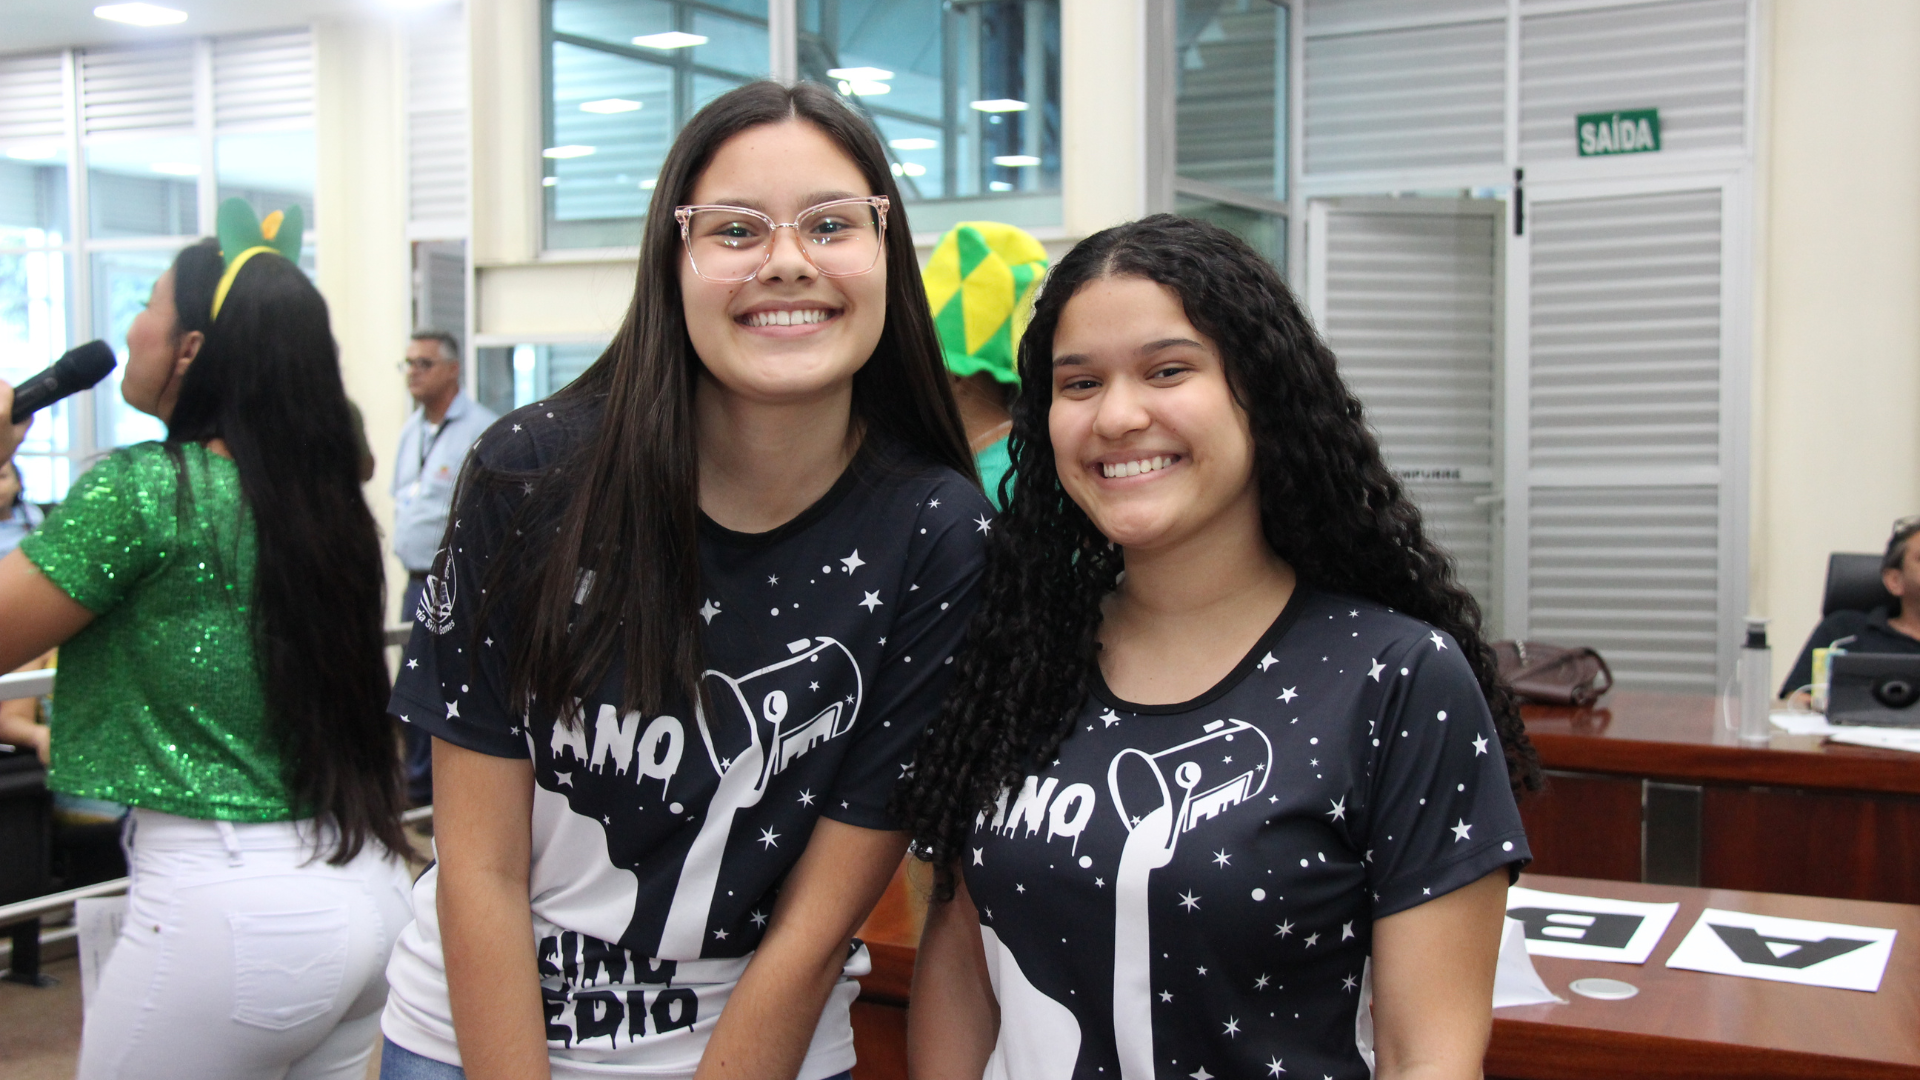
[1665,908,1897,992]
[1505,886,1678,964]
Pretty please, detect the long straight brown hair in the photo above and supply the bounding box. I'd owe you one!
[478,80,974,724]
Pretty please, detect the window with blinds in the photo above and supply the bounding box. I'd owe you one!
[0,30,317,499]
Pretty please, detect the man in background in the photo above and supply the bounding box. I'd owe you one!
[392,329,496,805]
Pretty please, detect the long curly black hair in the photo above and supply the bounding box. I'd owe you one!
[897,214,1540,895]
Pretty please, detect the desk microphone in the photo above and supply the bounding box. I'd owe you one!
[10,340,117,424]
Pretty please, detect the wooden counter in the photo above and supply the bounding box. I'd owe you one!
[1486,874,1920,1080]
[1518,693,1920,903]
[848,869,1920,1080]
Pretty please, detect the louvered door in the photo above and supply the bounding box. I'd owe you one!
[1523,187,1729,692]
[1310,198,1502,617]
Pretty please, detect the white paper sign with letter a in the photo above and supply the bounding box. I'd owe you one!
[1505,886,1679,964]
[1665,908,1897,992]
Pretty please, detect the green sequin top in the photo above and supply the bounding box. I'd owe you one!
[20,442,292,820]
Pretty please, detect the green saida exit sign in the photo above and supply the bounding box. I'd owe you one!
[1577,109,1661,156]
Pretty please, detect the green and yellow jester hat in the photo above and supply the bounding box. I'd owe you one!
[921,221,1048,386]
[211,197,305,320]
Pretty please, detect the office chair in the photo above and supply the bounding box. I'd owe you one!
[1823,552,1898,616]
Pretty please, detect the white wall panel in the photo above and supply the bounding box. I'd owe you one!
[1519,0,1747,163]
[1528,485,1720,691]
[1529,188,1721,472]
[1302,19,1505,176]
[406,9,469,236]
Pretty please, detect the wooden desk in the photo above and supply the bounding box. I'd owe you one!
[848,869,1920,1080]
[1487,874,1920,1080]
[1519,692,1920,903]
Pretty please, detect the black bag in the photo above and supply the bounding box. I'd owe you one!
[1492,640,1613,707]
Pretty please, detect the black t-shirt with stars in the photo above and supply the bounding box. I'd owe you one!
[962,588,1528,1080]
[387,400,990,1053]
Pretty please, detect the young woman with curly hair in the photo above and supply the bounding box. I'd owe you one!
[899,215,1541,1080]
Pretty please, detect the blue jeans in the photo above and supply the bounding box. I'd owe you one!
[379,1038,853,1080]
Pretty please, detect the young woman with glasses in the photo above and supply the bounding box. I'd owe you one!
[898,216,1541,1080]
[377,82,989,1080]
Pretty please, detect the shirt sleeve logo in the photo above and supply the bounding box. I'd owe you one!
[417,553,457,635]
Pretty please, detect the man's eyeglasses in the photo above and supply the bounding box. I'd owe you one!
[675,196,889,283]
[397,358,450,373]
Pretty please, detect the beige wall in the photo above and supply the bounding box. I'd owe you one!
[1759,0,1920,686]
[313,16,413,621]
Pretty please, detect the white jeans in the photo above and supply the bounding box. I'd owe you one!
[77,809,414,1080]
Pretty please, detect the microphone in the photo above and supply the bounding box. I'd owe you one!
[10,340,117,424]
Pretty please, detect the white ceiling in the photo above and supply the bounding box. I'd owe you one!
[0,0,453,56]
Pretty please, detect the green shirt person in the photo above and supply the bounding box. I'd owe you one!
[922,221,1048,508]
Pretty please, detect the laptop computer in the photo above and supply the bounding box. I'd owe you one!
[1827,653,1920,728]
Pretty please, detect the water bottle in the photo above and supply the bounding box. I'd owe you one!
[1737,617,1772,744]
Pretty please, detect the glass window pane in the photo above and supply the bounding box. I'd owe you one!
[545,0,770,250]
[0,249,73,502]
[1175,194,1285,272]
[0,150,70,246]
[217,129,316,228]
[1176,0,1286,202]
[90,248,176,449]
[800,0,1059,218]
[86,133,201,239]
[475,341,606,414]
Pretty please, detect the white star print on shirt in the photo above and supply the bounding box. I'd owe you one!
[1222,1017,1240,1037]
[1257,652,1278,672]
[406,658,418,669]
[1473,734,1490,756]
[1178,891,1201,911]
[840,550,865,574]
[713,929,728,940]
[1254,974,1270,989]
[699,599,721,623]
[1368,659,1385,681]
[973,514,992,534]
[859,591,884,612]
[1191,1067,1213,1080]
[1274,920,1294,937]
[1451,819,1473,842]
[1429,630,1447,650]
[972,848,984,866]
[1304,932,1319,947]
[1266,1057,1285,1077]
[757,827,781,849]
[445,700,460,719]
[1341,922,1354,940]
[750,910,767,928]
[1159,990,1174,1003]
[796,790,815,807]
[1342,973,1358,992]
[1326,796,1346,822]
[1100,709,1121,727]
[767,574,779,585]
[1212,850,1231,868]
